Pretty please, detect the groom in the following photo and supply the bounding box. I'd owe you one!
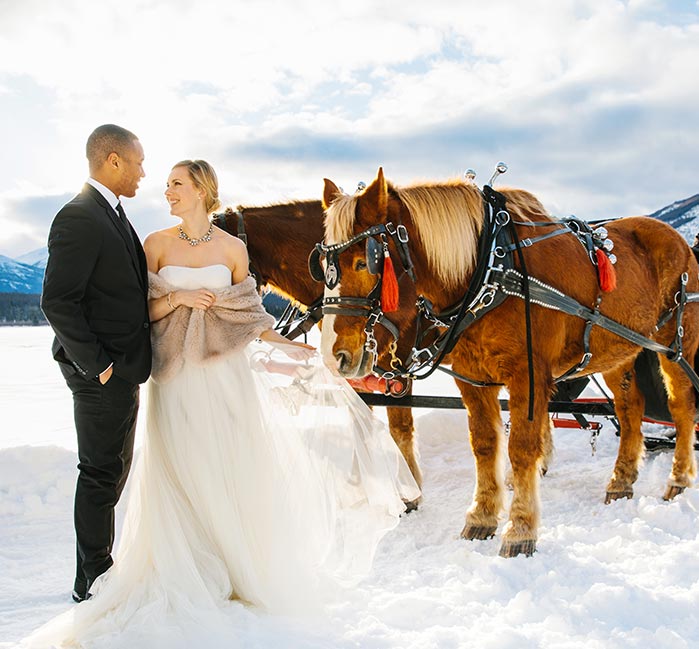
[41,124,152,602]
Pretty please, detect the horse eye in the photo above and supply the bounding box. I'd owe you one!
[355,259,367,271]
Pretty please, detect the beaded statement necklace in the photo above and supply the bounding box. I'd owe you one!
[178,222,213,246]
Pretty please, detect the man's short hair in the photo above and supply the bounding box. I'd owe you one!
[86,124,138,172]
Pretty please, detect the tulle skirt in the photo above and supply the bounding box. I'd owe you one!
[24,343,420,648]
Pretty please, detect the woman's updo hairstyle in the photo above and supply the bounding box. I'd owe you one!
[173,159,221,214]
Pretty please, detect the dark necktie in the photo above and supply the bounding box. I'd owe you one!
[115,202,137,255]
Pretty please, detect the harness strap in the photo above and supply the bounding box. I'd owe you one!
[277,298,323,341]
[434,364,499,388]
[410,186,504,380]
[234,209,247,245]
[507,213,536,420]
[323,297,401,340]
[495,227,569,255]
[385,222,416,280]
[554,316,594,383]
[667,273,688,362]
[493,267,699,392]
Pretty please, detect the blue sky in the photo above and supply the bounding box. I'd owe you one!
[1,0,698,257]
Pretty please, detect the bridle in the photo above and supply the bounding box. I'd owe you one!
[309,220,417,390]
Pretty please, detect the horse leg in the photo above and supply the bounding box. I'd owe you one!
[657,356,698,499]
[602,361,645,502]
[386,404,422,511]
[506,419,554,488]
[540,419,555,476]
[499,375,552,558]
[458,385,506,542]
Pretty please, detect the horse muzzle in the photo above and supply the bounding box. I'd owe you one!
[333,346,374,378]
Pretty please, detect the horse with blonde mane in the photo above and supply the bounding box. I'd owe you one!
[317,168,699,557]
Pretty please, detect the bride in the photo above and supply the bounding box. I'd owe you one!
[25,160,420,648]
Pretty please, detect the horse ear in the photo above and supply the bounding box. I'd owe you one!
[360,167,388,218]
[323,179,342,209]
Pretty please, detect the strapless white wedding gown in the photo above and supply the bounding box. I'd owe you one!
[25,265,420,649]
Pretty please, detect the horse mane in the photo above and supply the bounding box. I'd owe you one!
[396,180,483,288]
[325,178,552,288]
[324,193,356,242]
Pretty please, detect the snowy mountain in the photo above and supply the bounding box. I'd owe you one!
[0,255,44,294]
[15,246,48,269]
[650,193,699,244]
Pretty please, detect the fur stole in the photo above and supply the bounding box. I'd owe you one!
[148,272,275,383]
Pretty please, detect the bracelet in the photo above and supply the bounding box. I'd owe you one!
[166,292,175,310]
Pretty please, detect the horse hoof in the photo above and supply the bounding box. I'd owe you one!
[604,490,633,504]
[403,498,420,514]
[663,485,685,501]
[498,539,536,558]
[461,524,497,541]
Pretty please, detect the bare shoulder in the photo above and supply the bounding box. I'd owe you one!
[215,228,247,256]
[144,228,179,272]
[144,227,178,250]
[212,224,243,244]
[213,228,248,281]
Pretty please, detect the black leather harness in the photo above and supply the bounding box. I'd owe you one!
[315,186,699,405]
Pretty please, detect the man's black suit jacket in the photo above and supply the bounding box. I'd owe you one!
[41,184,152,384]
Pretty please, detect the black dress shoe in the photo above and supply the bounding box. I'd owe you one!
[72,589,92,603]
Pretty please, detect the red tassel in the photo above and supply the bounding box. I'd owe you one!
[595,248,617,292]
[381,254,400,312]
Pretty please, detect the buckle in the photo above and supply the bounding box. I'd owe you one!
[411,346,434,364]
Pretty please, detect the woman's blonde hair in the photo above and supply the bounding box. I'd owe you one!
[173,159,221,214]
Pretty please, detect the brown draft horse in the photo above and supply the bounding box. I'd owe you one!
[320,168,699,557]
[213,200,424,501]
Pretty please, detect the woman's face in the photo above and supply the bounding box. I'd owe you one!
[165,166,202,216]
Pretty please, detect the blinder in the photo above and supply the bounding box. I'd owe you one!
[308,247,324,283]
[309,231,386,289]
[308,245,341,289]
[366,236,383,275]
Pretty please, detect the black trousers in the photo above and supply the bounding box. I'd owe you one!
[66,373,140,594]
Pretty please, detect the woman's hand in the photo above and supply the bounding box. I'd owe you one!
[277,340,317,361]
[172,289,217,310]
[259,328,317,360]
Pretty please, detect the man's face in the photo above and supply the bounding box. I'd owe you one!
[116,140,145,198]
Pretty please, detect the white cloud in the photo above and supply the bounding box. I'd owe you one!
[0,0,698,256]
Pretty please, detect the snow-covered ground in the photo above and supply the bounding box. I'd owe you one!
[2,326,699,648]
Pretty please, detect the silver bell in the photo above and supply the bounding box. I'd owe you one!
[356,181,367,193]
[602,238,614,252]
[464,169,477,183]
[594,227,608,240]
[608,253,617,265]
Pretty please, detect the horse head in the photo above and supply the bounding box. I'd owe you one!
[317,168,423,379]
